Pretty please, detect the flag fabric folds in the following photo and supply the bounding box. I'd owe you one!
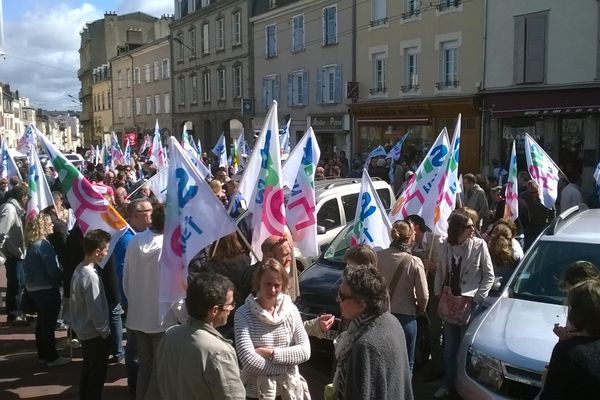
[123,139,131,165]
[211,132,228,168]
[364,145,387,169]
[504,140,519,221]
[386,133,409,184]
[351,169,392,250]
[149,120,167,170]
[110,133,125,168]
[17,125,35,154]
[282,127,321,257]
[280,119,291,157]
[432,115,461,236]
[146,167,169,203]
[182,126,212,179]
[524,134,560,209]
[1,140,22,183]
[26,146,54,220]
[160,137,237,307]
[36,131,128,267]
[594,160,600,201]
[389,128,451,229]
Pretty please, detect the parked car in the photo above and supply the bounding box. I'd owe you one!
[294,177,394,270]
[456,205,600,400]
[64,153,85,170]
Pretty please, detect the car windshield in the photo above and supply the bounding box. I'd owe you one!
[322,222,355,264]
[510,240,600,305]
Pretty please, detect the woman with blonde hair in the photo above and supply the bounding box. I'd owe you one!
[488,223,519,290]
[234,258,311,399]
[376,220,428,373]
[23,214,70,366]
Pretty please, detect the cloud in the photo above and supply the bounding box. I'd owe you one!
[116,0,174,17]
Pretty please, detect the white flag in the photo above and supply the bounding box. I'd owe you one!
[504,141,519,221]
[282,127,321,257]
[524,134,560,209]
[1,140,22,183]
[146,167,169,203]
[351,169,392,250]
[26,146,55,220]
[211,132,228,168]
[160,137,237,306]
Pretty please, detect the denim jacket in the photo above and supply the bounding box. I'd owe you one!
[24,239,63,291]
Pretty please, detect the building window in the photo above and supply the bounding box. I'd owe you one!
[232,11,242,46]
[102,92,106,110]
[202,23,210,55]
[371,52,387,95]
[108,89,111,108]
[288,70,308,107]
[153,61,160,81]
[162,59,170,79]
[164,93,170,113]
[201,0,209,7]
[265,24,277,58]
[126,68,131,88]
[145,64,151,82]
[178,77,185,105]
[371,0,387,26]
[292,15,305,52]
[514,12,547,84]
[322,5,337,46]
[191,74,198,104]
[217,68,226,100]
[189,27,197,57]
[126,97,132,117]
[268,0,277,9]
[216,18,225,50]
[134,67,140,85]
[262,74,280,109]
[155,95,161,114]
[177,32,184,60]
[144,96,150,115]
[437,0,460,11]
[404,0,419,18]
[203,72,211,102]
[188,0,195,13]
[402,47,419,92]
[317,64,342,104]
[438,40,459,88]
[233,65,242,98]
[135,97,141,115]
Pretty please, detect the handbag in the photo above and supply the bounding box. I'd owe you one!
[438,286,472,326]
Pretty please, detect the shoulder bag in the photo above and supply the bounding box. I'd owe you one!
[437,255,473,326]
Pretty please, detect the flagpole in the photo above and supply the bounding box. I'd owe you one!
[126,169,164,199]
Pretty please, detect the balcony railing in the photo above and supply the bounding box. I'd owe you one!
[437,0,461,11]
[401,84,420,93]
[402,9,420,19]
[369,87,388,95]
[436,80,460,89]
[369,17,388,27]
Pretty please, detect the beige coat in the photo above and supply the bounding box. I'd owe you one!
[155,318,246,400]
[434,237,495,304]
[376,247,429,316]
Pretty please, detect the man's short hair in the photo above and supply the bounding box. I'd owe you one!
[186,273,235,320]
[127,198,152,218]
[463,173,476,183]
[83,229,112,256]
[8,183,28,201]
[151,204,165,232]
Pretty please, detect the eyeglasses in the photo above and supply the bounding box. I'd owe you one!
[337,289,354,302]
[219,301,236,311]
[269,236,287,251]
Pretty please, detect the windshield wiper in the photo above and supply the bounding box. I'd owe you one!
[510,290,563,305]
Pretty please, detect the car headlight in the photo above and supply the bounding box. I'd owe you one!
[466,347,504,392]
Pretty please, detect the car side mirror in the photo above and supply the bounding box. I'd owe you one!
[317,225,327,235]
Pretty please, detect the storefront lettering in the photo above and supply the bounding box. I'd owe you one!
[311,116,343,131]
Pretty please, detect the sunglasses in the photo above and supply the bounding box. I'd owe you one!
[337,289,354,302]
[269,236,288,251]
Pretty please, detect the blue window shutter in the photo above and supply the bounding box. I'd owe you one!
[262,77,268,109]
[317,68,323,104]
[334,65,342,103]
[288,73,293,106]
[302,70,309,106]
[275,75,280,103]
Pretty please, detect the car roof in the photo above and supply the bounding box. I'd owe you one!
[540,208,600,244]
[314,177,391,199]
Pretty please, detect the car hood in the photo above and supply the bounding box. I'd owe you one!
[467,297,566,371]
[297,261,343,315]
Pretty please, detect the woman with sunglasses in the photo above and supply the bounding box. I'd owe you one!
[234,258,311,399]
[333,263,413,399]
[433,211,495,399]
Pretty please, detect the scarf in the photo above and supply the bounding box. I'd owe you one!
[333,313,380,399]
[390,241,412,254]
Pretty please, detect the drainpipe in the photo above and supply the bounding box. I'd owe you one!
[351,0,357,159]
[127,54,136,140]
[480,0,488,173]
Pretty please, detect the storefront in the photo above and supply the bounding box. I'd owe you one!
[349,97,481,173]
[307,114,350,162]
[484,87,600,198]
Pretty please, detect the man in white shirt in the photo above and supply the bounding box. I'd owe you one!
[560,173,584,213]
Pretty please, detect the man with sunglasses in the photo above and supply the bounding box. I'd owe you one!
[155,273,245,400]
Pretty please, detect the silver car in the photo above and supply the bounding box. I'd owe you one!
[456,205,600,400]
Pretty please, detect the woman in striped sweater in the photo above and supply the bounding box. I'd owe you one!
[234,258,311,399]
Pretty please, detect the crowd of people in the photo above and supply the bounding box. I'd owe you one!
[1,149,599,400]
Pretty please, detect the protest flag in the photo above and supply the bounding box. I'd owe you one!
[524,134,560,209]
[503,140,519,221]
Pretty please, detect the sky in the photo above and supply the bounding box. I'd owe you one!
[0,0,174,111]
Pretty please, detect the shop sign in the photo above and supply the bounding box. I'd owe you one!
[123,131,137,147]
[311,115,344,131]
[523,106,600,116]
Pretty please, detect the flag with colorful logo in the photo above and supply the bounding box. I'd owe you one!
[110,133,125,167]
[211,132,228,168]
[351,169,392,249]
[504,140,519,221]
[149,120,167,170]
[524,134,560,209]
[36,130,128,267]
[386,133,409,184]
[139,134,152,155]
[433,115,461,236]
[160,137,237,308]
[244,100,286,261]
[280,119,291,157]
[282,127,321,257]
[26,145,54,220]
[123,139,131,165]
[17,125,35,154]
[364,145,387,169]
[1,140,22,183]
[389,128,451,228]
[594,160,600,201]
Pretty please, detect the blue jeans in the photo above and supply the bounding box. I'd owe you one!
[5,257,25,319]
[109,304,124,359]
[393,313,417,373]
[29,288,61,361]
